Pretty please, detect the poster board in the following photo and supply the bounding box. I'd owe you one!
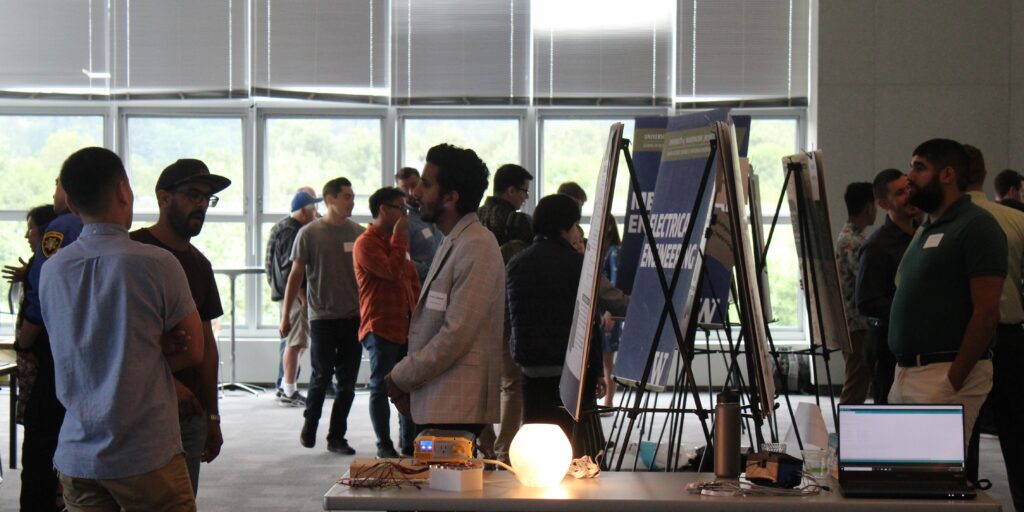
[560,123,624,420]
[618,116,668,295]
[613,110,728,390]
[783,151,851,352]
[718,121,775,418]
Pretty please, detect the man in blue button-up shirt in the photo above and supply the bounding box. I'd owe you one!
[396,167,441,285]
[40,147,204,512]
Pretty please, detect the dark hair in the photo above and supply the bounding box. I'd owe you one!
[59,147,128,216]
[603,216,621,247]
[26,204,58,230]
[425,143,489,215]
[323,177,353,199]
[395,167,419,181]
[844,182,874,217]
[533,194,581,238]
[912,138,970,191]
[872,168,904,200]
[994,169,1023,197]
[556,181,587,204]
[493,164,533,195]
[962,144,986,187]
[369,187,406,218]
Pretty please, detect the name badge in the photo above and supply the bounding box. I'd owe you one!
[344,242,355,252]
[426,291,447,311]
[421,227,434,239]
[923,233,943,249]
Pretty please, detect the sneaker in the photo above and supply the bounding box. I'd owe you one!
[327,438,356,455]
[276,388,284,398]
[377,446,400,459]
[300,422,316,448]
[278,391,306,407]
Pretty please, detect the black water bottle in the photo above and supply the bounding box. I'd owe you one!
[714,389,741,478]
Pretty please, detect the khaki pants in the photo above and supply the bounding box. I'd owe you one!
[889,360,993,446]
[59,453,196,512]
[840,330,870,404]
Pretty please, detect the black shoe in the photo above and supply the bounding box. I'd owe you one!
[377,445,400,459]
[400,446,415,457]
[300,422,316,448]
[327,438,356,455]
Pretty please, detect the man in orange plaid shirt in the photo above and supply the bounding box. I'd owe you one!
[354,187,422,458]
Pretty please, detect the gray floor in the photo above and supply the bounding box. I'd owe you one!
[0,388,1014,511]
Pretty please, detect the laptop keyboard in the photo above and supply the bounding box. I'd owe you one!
[843,481,976,499]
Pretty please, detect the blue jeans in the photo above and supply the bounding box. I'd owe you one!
[180,414,207,496]
[365,333,416,452]
[306,317,361,442]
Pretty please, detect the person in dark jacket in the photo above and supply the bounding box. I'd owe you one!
[506,194,628,457]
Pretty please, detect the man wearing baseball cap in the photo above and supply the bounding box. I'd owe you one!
[130,158,229,496]
[266,188,322,406]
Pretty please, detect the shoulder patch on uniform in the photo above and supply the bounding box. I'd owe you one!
[42,231,65,258]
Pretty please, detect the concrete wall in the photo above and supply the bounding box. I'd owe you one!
[818,0,1024,240]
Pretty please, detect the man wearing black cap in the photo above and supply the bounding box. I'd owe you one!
[266,187,321,406]
[130,158,228,496]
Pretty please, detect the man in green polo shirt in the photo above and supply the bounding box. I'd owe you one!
[889,138,1006,446]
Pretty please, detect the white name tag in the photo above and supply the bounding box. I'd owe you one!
[426,291,447,311]
[421,227,434,239]
[923,233,943,249]
[344,242,355,252]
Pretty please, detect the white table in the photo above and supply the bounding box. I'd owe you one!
[324,471,1002,511]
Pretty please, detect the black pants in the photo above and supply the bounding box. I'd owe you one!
[867,325,896,404]
[993,324,1024,510]
[21,330,65,512]
[305,317,361,442]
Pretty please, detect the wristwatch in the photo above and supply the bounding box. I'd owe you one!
[208,413,221,422]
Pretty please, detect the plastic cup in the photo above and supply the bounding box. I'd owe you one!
[801,448,828,478]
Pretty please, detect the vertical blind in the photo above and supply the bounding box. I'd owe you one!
[0,0,812,105]
[678,0,810,104]
[392,0,531,104]
[533,0,674,106]
[253,0,388,102]
[112,0,247,98]
[0,0,107,97]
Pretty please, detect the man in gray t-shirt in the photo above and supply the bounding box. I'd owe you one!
[280,177,366,454]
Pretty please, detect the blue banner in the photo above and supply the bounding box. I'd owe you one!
[617,116,667,295]
[614,110,729,388]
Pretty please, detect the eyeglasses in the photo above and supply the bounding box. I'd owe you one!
[381,203,407,214]
[175,188,219,207]
[517,187,530,195]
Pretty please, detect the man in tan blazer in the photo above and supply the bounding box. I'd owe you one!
[386,143,503,437]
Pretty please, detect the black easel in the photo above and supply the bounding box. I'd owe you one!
[608,136,717,472]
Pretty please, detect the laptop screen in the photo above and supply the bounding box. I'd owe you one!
[838,404,965,475]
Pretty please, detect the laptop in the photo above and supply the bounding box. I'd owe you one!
[838,404,976,499]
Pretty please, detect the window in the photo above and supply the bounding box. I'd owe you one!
[747,117,801,330]
[125,115,247,327]
[259,116,383,327]
[0,115,104,210]
[125,116,245,213]
[263,117,383,217]
[402,118,520,175]
[540,118,635,217]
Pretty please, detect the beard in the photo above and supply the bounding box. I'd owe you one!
[907,177,944,213]
[169,203,206,238]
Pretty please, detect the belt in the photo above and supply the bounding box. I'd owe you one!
[896,350,993,368]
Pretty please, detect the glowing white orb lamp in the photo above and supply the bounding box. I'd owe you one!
[509,423,573,487]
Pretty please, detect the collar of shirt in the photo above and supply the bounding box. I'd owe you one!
[80,223,129,238]
[923,194,971,230]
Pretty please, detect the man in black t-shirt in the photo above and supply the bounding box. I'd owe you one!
[130,158,229,496]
